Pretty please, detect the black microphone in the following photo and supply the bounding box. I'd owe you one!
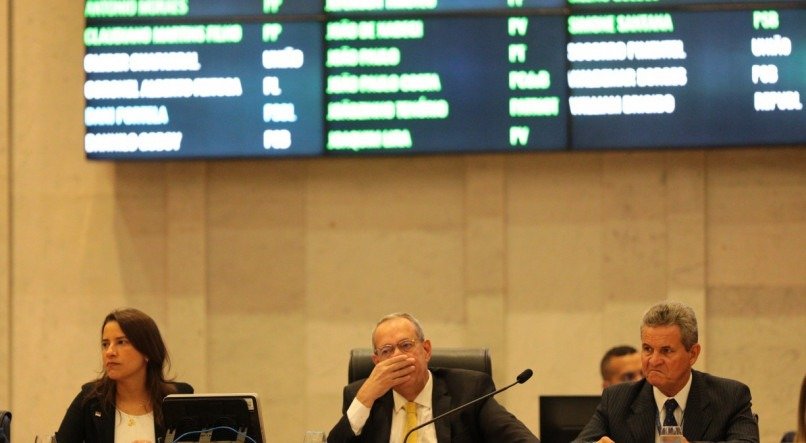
[403,369,533,443]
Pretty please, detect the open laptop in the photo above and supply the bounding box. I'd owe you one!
[162,393,266,443]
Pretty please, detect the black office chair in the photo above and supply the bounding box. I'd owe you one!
[348,348,492,383]
[0,410,11,443]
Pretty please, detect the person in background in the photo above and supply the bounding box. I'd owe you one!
[574,301,759,443]
[781,373,806,442]
[57,308,193,443]
[327,312,539,442]
[600,345,643,390]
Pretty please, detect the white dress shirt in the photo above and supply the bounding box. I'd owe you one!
[652,372,693,442]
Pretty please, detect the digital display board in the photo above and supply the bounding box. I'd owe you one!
[568,9,805,149]
[84,21,323,159]
[324,16,568,154]
[82,0,806,159]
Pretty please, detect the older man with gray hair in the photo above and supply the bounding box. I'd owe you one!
[328,312,539,442]
[574,301,759,443]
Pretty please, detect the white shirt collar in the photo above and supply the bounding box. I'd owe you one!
[393,370,433,412]
[652,370,693,421]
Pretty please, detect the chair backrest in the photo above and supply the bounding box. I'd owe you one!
[0,410,11,443]
[348,348,492,383]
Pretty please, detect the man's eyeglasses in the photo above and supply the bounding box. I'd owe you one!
[374,338,420,360]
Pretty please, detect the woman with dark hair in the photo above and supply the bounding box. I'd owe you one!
[57,308,193,443]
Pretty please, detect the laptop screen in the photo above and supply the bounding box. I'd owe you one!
[163,393,266,443]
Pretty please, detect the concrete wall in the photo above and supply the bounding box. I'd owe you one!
[1,2,804,442]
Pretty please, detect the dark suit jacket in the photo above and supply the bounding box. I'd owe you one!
[573,370,758,443]
[327,367,539,443]
[56,381,194,443]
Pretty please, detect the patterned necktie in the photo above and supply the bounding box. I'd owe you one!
[402,401,418,443]
[663,398,680,426]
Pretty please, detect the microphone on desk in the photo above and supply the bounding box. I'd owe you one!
[403,368,534,443]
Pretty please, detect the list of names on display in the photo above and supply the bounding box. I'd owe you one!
[81,1,806,159]
[83,2,324,159]
[324,15,568,154]
[324,0,566,13]
[567,0,795,9]
[84,0,323,18]
[568,10,805,149]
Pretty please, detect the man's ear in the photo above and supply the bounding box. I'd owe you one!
[688,343,701,366]
[422,339,432,363]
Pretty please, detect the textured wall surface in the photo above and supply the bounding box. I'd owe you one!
[1,2,804,442]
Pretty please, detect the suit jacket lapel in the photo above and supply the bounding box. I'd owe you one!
[431,373,452,442]
[91,400,115,443]
[682,370,711,440]
[368,392,394,441]
[628,382,657,443]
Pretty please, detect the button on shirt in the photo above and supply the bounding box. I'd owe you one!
[652,372,693,442]
[347,370,438,443]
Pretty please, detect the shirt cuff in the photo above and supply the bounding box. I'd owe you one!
[346,397,371,436]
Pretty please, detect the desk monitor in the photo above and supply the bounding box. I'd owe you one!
[163,393,265,443]
[539,395,600,443]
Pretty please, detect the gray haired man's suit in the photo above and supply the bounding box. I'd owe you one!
[574,370,759,443]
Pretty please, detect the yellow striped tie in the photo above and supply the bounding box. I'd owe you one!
[402,401,418,443]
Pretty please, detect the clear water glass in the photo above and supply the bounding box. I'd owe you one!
[659,425,684,442]
[303,430,326,443]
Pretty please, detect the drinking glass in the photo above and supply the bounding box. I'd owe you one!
[659,425,684,442]
[303,430,326,443]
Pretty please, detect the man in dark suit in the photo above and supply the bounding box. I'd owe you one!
[327,312,539,443]
[574,301,759,443]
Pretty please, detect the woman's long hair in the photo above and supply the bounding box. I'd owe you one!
[85,308,177,428]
